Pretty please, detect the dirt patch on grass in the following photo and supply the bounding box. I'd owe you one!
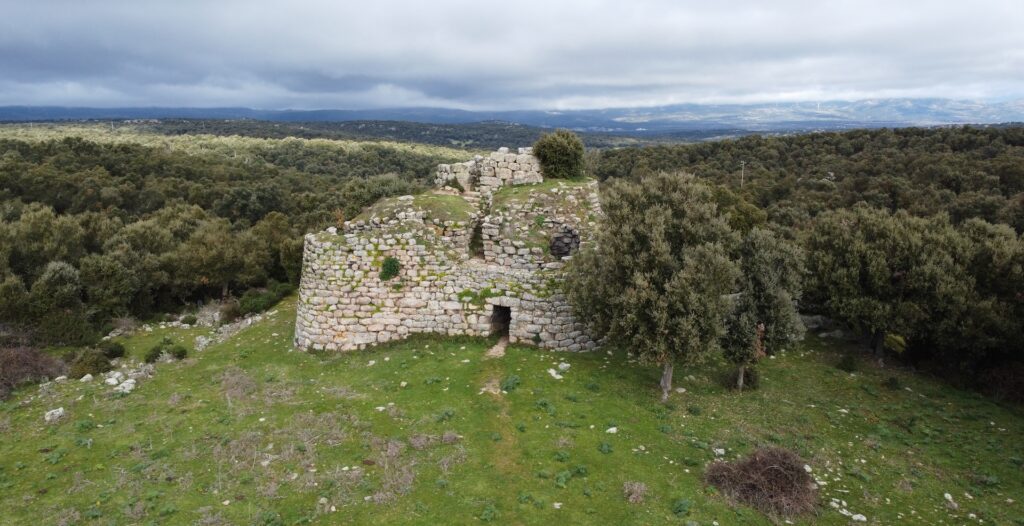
[623,481,647,503]
[479,377,502,395]
[705,446,817,517]
[484,337,508,358]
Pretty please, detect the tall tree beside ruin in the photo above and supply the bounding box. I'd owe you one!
[723,228,805,390]
[566,172,740,402]
[533,129,585,179]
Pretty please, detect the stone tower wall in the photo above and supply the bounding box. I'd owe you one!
[295,147,599,353]
[294,226,595,352]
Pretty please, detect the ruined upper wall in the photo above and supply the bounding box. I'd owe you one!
[435,147,543,198]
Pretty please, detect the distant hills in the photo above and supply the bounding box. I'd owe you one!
[2,98,1022,134]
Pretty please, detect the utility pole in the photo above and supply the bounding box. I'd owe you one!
[740,161,746,188]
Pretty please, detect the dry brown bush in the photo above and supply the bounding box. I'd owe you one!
[0,346,65,399]
[219,366,257,412]
[437,446,467,474]
[704,446,817,517]
[623,481,647,503]
[409,434,439,450]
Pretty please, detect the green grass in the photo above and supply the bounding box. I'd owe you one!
[355,192,476,224]
[491,177,594,211]
[2,298,1022,525]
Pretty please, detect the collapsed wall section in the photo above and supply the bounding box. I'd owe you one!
[435,147,543,198]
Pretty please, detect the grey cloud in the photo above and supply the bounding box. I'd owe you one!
[0,0,1022,109]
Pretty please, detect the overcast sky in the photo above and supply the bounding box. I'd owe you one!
[1,0,1022,110]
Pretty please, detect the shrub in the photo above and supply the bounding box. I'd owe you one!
[170,345,188,360]
[98,341,126,359]
[380,257,401,281]
[533,130,585,179]
[219,301,241,324]
[671,498,693,517]
[884,333,906,354]
[704,447,817,517]
[0,347,65,399]
[622,481,647,503]
[181,314,198,326]
[69,349,113,378]
[836,353,858,372]
[979,362,1024,403]
[469,223,484,258]
[35,310,98,347]
[239,290,275,315]
[145,337,188,363]
[238,280,295,316]
[500,375,521,392]
[883,376,902,391]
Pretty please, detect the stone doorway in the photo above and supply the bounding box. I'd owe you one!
[490,305,511,338]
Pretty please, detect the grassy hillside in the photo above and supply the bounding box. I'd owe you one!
[1,298,1021,525]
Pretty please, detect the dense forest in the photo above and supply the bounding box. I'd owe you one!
[1,124,1022,398]
[595,125,1024,232]
[595,125,1024,397]
[0,128,465,345]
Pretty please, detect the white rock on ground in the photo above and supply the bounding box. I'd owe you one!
[54,376,67,383]
[79,374,93,382]
[113,378,136,394]
[44,407,65,423]
[605,426,618,434]
[557,362,570,371]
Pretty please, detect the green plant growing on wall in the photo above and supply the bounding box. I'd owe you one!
[380,257,401,281]
[533,129,585,179]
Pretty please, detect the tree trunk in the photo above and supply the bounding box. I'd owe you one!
[222,282,230,300]
[870,330,885,357]
[737,364,745,392]
[660,361,674,403]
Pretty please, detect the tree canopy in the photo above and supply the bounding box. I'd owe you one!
[566,172,740,401]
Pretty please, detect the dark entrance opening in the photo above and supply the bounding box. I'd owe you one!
[490,305,511,338]
[469,222,484,259]
[549,227,580,259]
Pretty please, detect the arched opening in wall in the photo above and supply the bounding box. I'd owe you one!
[490,305,511,338]
[549,227,580,259]
[469,222,484,259]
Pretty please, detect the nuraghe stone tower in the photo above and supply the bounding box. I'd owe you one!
[294,147,600,352]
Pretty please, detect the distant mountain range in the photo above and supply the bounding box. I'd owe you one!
[2,98,1022,133]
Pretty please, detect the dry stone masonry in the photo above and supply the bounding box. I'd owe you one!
[295,147,600,352]
[435,147,544,200]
